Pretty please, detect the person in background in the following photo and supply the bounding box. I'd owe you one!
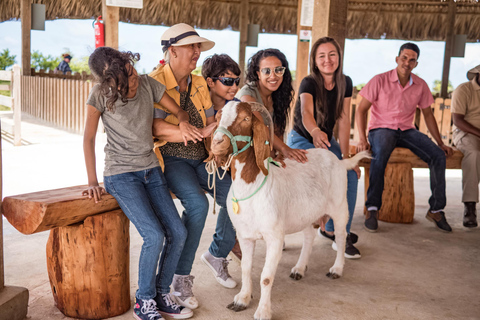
[57,53,72,74]
[149,23,237,310]
[451,64,480,228]
[236,48,308,164]
[287,37,361,259]
[356,42,454,233]
[83,47,199,320]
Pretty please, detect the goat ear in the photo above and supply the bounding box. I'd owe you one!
[252,116,270,176]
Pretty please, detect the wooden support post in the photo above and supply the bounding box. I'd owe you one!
[21,0,31,76]
[0,114,29,320]
[12,65,22,146]
[312,0,348,59]
[239,0,249,87]
[295,0,312,91]
[102,0,119,49]
[441,0,456,98]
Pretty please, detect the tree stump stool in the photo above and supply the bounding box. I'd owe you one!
[46,209,130,319]
[364,163,415,223]
[2,185,131,319]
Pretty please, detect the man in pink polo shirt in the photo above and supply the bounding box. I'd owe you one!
[356,42,454,233]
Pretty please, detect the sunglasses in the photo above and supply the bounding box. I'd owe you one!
[260,66,286,77]
[211,77,240,86]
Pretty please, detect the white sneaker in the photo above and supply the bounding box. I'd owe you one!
[201,251,237,289]
[171,274,199,309]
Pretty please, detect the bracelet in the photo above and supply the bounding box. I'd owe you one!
[311,127,321,135]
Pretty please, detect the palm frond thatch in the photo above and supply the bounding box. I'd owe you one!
[0,0,479,41]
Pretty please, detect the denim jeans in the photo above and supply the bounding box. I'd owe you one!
[367,128,446,211]
[104,167,187,300]
[162,156,235,275]
[287,130,358,234]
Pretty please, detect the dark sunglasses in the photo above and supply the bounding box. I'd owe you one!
[260,66,286,77]
[211,77,240,86]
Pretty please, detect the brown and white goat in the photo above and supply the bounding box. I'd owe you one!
[210,101,369,320]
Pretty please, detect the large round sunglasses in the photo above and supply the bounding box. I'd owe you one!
[260,66,286,77]
[211,77,240,87]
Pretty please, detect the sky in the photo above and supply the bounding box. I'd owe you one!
[1,19,480,89]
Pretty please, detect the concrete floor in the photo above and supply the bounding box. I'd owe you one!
[2,112,480,320]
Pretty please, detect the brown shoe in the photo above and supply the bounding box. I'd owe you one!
[426,210,452,232]
[463,202,478,228]
[229,239,242,263]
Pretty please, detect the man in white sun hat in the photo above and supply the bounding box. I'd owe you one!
[451,64,480,228]
[149,23,239,311]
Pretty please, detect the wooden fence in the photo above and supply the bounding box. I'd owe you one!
[0,66,21,146]
[21,75,94,133]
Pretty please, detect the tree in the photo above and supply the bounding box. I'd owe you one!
[70,56,90,74]
[432,79,454,96]
[0,49,16,70]
[31,50,61,71]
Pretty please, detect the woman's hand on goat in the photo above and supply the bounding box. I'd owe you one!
[281,146,308,163]
[312,128,331,149]
[199,122,217,139]
[179,121,204,146]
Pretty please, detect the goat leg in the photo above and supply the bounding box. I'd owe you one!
[326,204,348,279]
[254,235,283,320]
[290,226,316,280]
[228,237,255,312]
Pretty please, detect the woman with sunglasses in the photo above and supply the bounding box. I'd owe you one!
[287,37,361,259]
[236,49,308,164]
[150,24,237,310]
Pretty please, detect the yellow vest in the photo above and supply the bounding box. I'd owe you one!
[149,64,213,168]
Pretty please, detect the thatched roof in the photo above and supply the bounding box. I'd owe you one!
[1,0,479,42]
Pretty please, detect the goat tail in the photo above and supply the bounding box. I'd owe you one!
[341,150,372,170]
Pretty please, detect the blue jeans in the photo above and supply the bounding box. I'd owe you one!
[163,156,236,275]
[104,167,187,300]
[367,128,446,211]
[287,130,358,234]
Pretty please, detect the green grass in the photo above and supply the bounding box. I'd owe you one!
[0,80,11,110]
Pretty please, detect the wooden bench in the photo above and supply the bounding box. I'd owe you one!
[2,185,130,319]
[348,96,464,223]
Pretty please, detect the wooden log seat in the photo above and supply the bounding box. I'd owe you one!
[349,142,464,223]
[2,185,131,319]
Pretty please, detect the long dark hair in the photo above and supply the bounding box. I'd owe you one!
[88,47,140,113]
[245,49,294,137]
[309,37,346,127]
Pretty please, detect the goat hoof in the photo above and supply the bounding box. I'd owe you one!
[227,302,247,312]
[289,272,303,280]
[326,272,341,279]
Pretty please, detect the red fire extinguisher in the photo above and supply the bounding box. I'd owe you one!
[93,16,105,48]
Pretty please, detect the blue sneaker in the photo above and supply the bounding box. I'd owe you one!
[133,297,163,320]
[155,293,193,319]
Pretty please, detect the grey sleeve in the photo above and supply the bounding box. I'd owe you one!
[205,106,215,118]
[147,76,167,104]
[86,85,105,113]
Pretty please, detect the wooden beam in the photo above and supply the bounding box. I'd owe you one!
[1,120,3,290]
[102,0,119,49]
[12,65,22,146]
[20,0,31,76]
[239,0,249,86]
[312,0,348,57]
[295,0,312,92]
[441,0,456,98]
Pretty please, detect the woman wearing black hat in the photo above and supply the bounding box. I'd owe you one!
[56,53,72,74]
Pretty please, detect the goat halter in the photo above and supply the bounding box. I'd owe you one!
[214,126,253,156]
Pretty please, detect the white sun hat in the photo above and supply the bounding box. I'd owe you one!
[161,23,215,53]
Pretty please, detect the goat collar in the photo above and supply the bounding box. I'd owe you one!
[231,157,279,214]
[215,126,253,156]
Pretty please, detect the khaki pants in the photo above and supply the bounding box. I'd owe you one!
[453,131,480,203]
